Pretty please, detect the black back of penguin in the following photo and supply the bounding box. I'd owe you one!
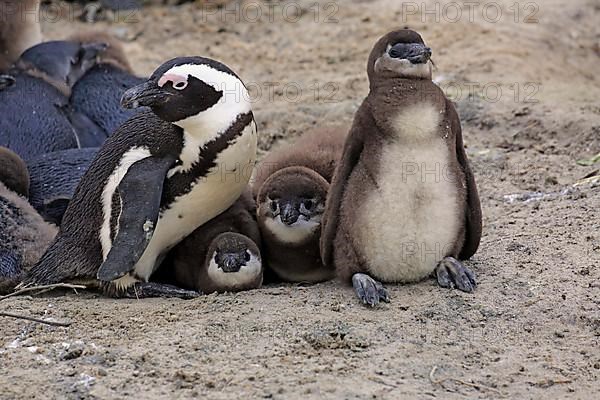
[69,31,147,137]
[0,40,106,160]
[71,65,145,136]
[28,147,98,225]
[0,74,79,160]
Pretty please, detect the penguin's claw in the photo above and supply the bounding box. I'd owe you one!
[122,282,201,299]
[352,273,389,307]
[435,257,477,293]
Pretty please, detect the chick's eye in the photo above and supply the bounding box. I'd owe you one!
[269,200,279,213]
[303,200,314,210]
[173,80,188,90]
[245,251,251,262]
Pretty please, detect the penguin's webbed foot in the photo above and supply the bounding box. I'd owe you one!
[435,257,476,292]
[121,282,201,299]
[352,273,390,307]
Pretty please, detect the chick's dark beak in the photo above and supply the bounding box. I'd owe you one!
[220,254,243,273]
[389,43,432,64]
[280,203,300,226]
[121,80,170,109]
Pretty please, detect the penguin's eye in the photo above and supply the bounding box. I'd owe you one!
[244,251,251,262]
[269,200,279,213]
[303,200,314,210]
[173,81,188,90]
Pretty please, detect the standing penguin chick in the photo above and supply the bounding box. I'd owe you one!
[69,31,147,140]
[155,190,263,294]
[0,0,42,72]
[254,126,347,283]
[0,147,57,294]
[25,57,258,298]
[320,29,482,306]
[0,40,107,159]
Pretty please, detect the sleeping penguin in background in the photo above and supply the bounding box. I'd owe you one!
[0,147,57,294]
[68,31,147,139]
[0,40,108,159]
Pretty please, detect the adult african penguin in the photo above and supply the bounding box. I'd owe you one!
[155,190,263,294]
[320,29,482,306]
[0,0,42,72]
[253,126,347,283]
[69,31,147,140]
[0,40,107,160]
[25,56,258,298]
[0,147,57,294]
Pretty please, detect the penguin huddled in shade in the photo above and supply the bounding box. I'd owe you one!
[0,40,108,160]
[24,56,258,298]
[68,31,147,140]
[155,190,263,294]
[0,147,57,294]
[0,0,42,72]
[320,29,482,306]
[28,147,98,225]
[253,126,347,283]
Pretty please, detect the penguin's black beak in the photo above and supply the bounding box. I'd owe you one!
[389,43,432,64]
[220,253,243,273]
[0,74,15,90]
[121,80,170,109]
[280,203,300,226]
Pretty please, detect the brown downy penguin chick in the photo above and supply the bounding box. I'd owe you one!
[0,147,57,294]
[155,190,263,294]
[320,29,482,306]
[254,126,347,283]
[68,31,147,139]
[0,0,42,72]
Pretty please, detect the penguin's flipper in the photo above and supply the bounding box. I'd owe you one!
[319,107,368,267]
[97,156,175,282]
[447,100,482,260]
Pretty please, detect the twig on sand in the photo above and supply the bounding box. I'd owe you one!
[0,283,87,302]
[0,311,72,327]
[429,365,506,397]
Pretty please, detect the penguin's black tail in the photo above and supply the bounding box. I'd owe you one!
[22,236,97,287]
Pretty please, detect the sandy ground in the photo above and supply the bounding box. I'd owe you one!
[1,0,599,398]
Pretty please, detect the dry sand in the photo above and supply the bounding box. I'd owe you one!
[1,0,599,398]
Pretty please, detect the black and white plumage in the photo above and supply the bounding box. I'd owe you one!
[25,56,258,298]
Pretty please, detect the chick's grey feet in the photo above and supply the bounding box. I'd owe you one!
[120,282,200,299]
[352,273,390,307]
[435,256,477,292]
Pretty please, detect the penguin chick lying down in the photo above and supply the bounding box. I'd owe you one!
[0,147,57,294]
[24,56,258,298]
[155,190,263,294]
[253,126,347,283]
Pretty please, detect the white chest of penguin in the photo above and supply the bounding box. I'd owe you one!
[131,122,257,282]
[359,103,461,282]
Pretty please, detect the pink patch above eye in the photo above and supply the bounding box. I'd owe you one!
[158,73,187,88]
